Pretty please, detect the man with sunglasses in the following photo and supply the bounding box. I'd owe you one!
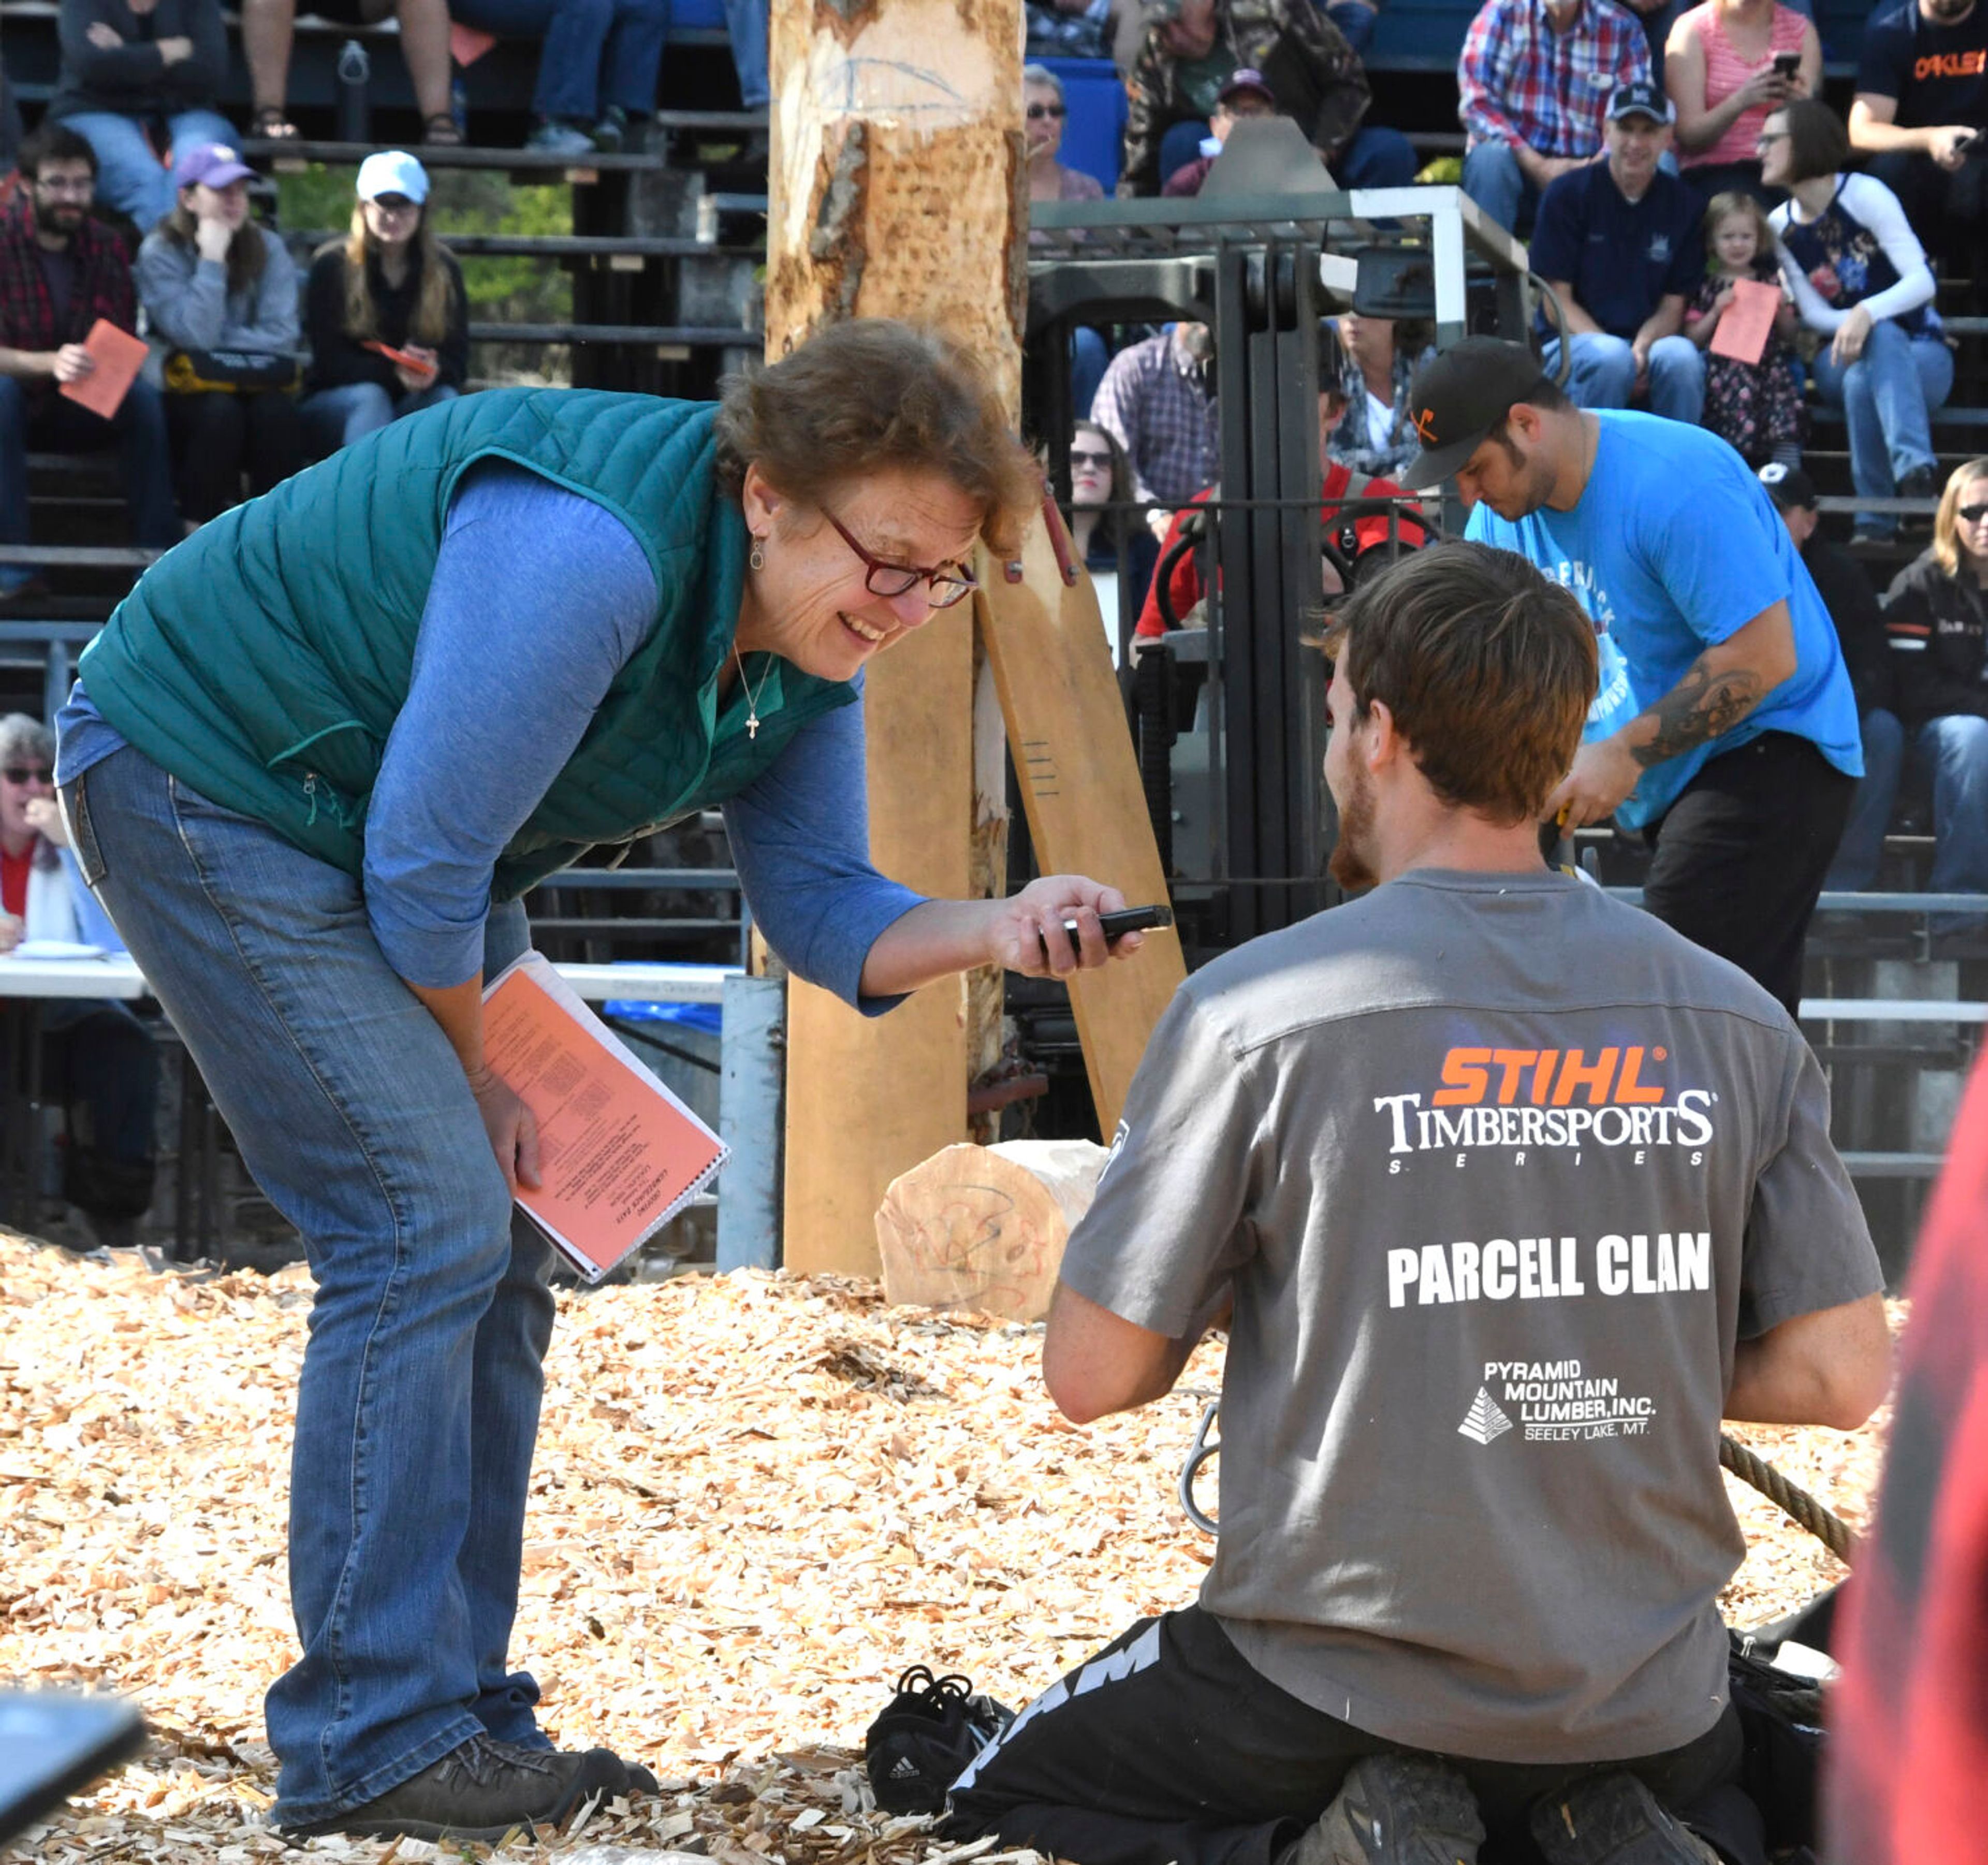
[0,120,177,607]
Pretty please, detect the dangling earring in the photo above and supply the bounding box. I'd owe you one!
[749,537,765,572]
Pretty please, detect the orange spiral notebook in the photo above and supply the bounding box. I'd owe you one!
[481,953,728,1281]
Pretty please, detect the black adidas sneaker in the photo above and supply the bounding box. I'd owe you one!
[864,1666,1014,1814]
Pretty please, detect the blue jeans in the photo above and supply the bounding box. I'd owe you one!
[721,0,768,107]
[1825,705,1905,890]
[451,0,667,120]
[1325,0,1376,51]
[300,380,459,454]
[1810,320,1953,537]
[0,374,177,590]
[58,108,235,236]
[1461,140,1538,234]
[63,744,558,1827]
[1826,709,1988,909]
[1542,332,1705,424]
[1337,124,1418,189]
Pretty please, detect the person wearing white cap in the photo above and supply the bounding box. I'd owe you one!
[299,150,466,454]
[136,142,304,524]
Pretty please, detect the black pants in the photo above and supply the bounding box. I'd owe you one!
[40,1000,158,1218]
[1865,148,1988,267]
[1641,733,1854,1023]
[944,1607,1748,1865]
[165,389,304,523]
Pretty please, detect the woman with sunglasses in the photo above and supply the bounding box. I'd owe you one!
[1063,420,1158,655]
[53,317,1143,1846]
[1835,459,1988,923]
[1025,65,1105,220]
[299,149,467,455]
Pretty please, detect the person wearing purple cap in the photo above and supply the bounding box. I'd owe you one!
[136,143,304,526]
[1160,65,1278,194]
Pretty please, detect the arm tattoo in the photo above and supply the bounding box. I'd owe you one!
[1630,656,1766,769]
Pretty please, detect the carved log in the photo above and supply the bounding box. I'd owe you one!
[874,1139,1108,1320]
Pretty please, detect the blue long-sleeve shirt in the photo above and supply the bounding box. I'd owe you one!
[56,463,926,1008]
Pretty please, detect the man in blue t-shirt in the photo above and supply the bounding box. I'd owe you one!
[1527,81,1706,424]
[1850,0,1988,260]
[1403,337,1862,1016]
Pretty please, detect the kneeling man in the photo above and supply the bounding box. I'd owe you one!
[944,543,1889,1865]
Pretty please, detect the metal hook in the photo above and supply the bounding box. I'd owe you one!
[1177,1395,1221,1536]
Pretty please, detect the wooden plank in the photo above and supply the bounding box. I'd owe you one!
[768,0,1025,1274]
[782,621,974,1274]
[978,517,1186,1136]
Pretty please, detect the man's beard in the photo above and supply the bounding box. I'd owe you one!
[38,201,83,232]
[1327,757,1379,893]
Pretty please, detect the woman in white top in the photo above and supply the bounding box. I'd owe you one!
[1765,97,1951,541]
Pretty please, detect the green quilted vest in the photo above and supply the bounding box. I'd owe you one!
[78,388,856,899]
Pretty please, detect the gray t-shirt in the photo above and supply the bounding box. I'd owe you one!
[1061,867,1882,1765]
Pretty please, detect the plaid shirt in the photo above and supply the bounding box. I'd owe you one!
[1121,0,1370,194]
[1090,330,1219,508]
[1457,0,1649,156]
[0,192,139,409]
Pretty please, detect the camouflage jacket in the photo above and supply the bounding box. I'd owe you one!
[1120,0,1371,195]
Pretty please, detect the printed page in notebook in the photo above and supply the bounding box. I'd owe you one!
[481,952,728,1281]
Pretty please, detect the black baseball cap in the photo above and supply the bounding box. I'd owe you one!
[1757,460,1817,509]
[1607,79,1675,124]
[1401,338,1554,487]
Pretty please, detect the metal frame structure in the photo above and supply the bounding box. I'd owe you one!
[1025,185,1531,951]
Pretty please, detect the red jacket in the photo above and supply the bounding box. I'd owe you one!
[1134,459,1429,638]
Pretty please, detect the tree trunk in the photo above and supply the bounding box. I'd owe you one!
[766,0,1027,1274]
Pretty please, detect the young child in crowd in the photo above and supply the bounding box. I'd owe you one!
[1685,190,1804,466]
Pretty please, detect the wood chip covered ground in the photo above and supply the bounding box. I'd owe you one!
[0,1233,1894,1863]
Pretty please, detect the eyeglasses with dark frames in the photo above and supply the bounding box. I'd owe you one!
[1068,447,1115,467]
[3,766,52,785]
[1026,103,1068,120]
[1755,130,1790,150]
[824,511,978,608]
[1957,502,1988,523]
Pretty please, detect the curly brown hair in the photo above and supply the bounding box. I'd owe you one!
[714,321,1040,559]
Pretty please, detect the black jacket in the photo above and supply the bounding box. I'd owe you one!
[1882,547,1988,726]
[1803,532,1895,717]
[302,243,470,398]
[48,0,226,120]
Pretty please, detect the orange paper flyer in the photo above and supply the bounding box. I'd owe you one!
[364,339,438,377]
[483,953,728,1281]
[59,319,148,420]
[1708,279,1781,367]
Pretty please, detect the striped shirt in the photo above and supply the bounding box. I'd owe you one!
[1676,1,1807,170]
[1458,0,1652,156]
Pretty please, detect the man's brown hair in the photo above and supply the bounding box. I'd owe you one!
[1325,541,1597,824]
